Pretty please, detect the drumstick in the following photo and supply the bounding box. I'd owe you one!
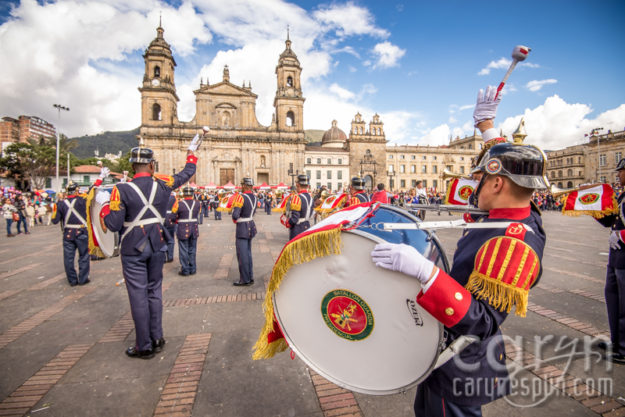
[495,45,531,99]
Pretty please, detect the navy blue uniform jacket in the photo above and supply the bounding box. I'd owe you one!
[597,192,625,268]
[231,192,257,239]
[176,198,200,240]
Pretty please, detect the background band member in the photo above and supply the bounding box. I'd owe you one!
[346,177,370,206]
[596,158,625,363]
[52,166,109,286]
[287,174,313,240]
[371,85,548,416]
[164,192,178,263]
[99,133,201,359]
[232,177,257,286]
[176,186,200,276]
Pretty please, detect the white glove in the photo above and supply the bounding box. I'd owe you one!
[473,85,502,127]
[371,243,435,284]
[188,132,203,152]
[609,231,622,250]
[99,166,110,179]
[95,190,111,206]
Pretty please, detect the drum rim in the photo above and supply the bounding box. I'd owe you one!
[273,229,444,396]
[91,186,119,258]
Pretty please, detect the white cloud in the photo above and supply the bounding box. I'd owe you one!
[329,83,356,100]
[478,57,511,75]
[371,41,406,69]
[526,79,558,92]
[497,95,625,150]
[312,2,388,39]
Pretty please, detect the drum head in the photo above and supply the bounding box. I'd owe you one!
[273,232,442,395]
[90,187,119,257]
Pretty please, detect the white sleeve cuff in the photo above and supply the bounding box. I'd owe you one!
[481,128,499,142]
[420,268,440,293]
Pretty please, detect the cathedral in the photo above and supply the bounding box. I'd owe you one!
[138,24,479,191]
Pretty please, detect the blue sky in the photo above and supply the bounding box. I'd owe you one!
[0,0,624,150]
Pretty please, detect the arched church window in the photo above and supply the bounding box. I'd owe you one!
[359,127,363,134]
[567,168,573,177]
[567,181,573,188]
[152,103,161,121]
[287,76,293,87]
[154,66,160,78]
[377,128,381,135]
[286,111,295,127]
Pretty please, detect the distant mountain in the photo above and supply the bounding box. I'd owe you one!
[70,127,325,158]
[70,128,139,158]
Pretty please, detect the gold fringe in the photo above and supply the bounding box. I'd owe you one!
[465,272,528,317]
[444,179,455,205]
[560,193,618,219]
[252,227,343,359]
[85,187,105,258]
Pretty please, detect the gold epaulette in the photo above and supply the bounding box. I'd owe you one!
[110,186,121,211]
[153,173,174,187]
[290,195,302,211]
[232,194,244,208]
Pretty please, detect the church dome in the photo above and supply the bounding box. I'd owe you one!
[322,120,347,147]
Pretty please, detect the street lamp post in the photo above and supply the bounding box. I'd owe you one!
[53,104,70,191]
[591,127,604,182]
[388,170,394,191]
[287,163,298,187]
[359,150,377,191]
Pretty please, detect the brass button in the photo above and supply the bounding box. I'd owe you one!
[445,307,454,316]
[499,353,504,361]
[494,377,498,384]
[455,292,463,301]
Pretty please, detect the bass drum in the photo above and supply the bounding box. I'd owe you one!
[90,185,119,257]
[273,204,449,395]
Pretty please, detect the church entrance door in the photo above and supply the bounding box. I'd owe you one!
[220,168,235,185]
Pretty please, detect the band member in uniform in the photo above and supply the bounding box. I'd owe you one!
[213,192,222,220]
[176,186,200,276]
[265,192,273,215]
[287,174,313,240]
[371,85,548,416]
[164,192,178,263]
[346,177,370,207]
[52,166,109,286]
[200,192,209,224]
[232,178,258,286]
[596,158,625,363]
[99,134,201,359]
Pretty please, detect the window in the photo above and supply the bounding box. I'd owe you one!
[328,182,332,189]
[432,156,437,160]
[600,176,607,183]
[422,156,427,160]
[411,155,416,160]
[388,165,394,172]
[287,76,293,87]
[306,170,311,179]
[566,181,573,188]
[567,169,573,177]
[337,171,342,180]
[578,156,582,163]
[83,175,90,183]
[578,170,582,176]
[286,111,295,127]
[260,155,266,167]
[317,158,321,164]
[327,158,331,164]
[558,170,562,178]
[600,154,606,166]
[616,152,622,164]
[400,179,406,188]
[400,155,405,160]
[338,158,342,164]
[460,166,465,174]
[400,165,405,173]
[446,165,452,171]
[327,170,332,179]
[432,165,437,174]
[306,158,311,164]
[316,183,321,189]
[45,177,52,188]
[433,180,438,189]
[422,166,427,173]
[154,66,160,78]
[389,154,393,159]
[460,157,464,161]
[423,180,427,188]
[411,165,416,173]
[152,103,161,121]
[316,170,321,180]
[411,179,417,187]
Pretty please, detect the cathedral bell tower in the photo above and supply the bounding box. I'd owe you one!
[273,32,305,132]
[139,22,179,126]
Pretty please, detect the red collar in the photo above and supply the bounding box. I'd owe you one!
[353,190,364,195]
[488,206,531,220]
[183,197,194,200]
[67,194,76,198]
[298,190,309,194]
[133,172,151,179]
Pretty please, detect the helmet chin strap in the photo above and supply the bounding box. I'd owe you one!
[472,174,489,207]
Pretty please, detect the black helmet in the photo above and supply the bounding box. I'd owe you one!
[129,147,154,164]
[66,182,78,193]
[616,158,625,171]
[296,174,309,186]
[475,142,549,189]
[351,176,365,191]
[182,186,194,197]
[241,177,254,186]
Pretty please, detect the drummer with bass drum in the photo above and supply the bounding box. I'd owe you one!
[371,84,548,416]
[52,165,110,286]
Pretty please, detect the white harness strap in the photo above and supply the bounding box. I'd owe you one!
[178,200,197,223]
[64,198,87,228]
[121,181,163,242]
[236,194,257,223]
[297,193,314,224]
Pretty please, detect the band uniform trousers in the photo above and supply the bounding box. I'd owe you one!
[236,237,253,283]
[63,232,90,285]
[414,384,481,417]
[178,236,198,275]
[121,243,165,351]
[165,224,176,262]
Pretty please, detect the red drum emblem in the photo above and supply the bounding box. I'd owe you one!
[321,289,374,341]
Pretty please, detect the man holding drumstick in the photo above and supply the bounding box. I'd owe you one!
[372,85,548,416]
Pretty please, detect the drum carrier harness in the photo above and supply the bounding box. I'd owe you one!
[178,200,197,223]
[121,181,164,242]
[297,193,314,224]
[64,198,87,229]
[236,193,257,223]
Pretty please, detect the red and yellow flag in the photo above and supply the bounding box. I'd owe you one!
[562,184,617,219]
[445,178,478,206]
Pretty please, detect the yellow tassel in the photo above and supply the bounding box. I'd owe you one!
[252,227,343,359]
[85,187,106,258]
[444,179,455,205]
[465,272,528,317]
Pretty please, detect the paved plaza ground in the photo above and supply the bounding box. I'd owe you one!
[0,208,624,416]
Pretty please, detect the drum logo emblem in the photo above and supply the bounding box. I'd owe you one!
[321,289,374,341]
[458,185,474,201]
[578,193,599,205]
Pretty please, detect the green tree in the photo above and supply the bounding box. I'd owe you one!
[115,151,134,177]
[0,141,55,189]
